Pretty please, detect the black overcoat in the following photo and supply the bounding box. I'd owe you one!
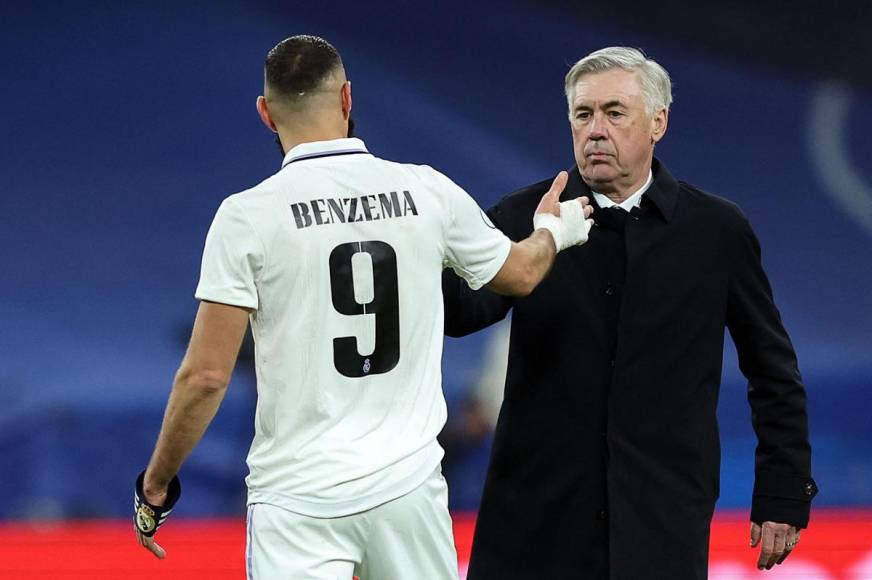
[442,160,817,579]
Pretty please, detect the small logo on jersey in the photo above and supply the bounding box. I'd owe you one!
[363,358,371,374]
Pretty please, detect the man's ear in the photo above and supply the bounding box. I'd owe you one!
[256,96,278,132]
[340,81,352,121]
[651,107,668,144]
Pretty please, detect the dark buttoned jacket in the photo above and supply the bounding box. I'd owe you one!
[442,160,817,579]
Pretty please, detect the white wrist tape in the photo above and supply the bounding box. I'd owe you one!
[533,199,592,252]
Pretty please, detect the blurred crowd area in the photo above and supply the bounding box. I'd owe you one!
[1,0,870,519]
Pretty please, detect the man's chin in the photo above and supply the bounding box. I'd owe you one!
[581,168,619,190]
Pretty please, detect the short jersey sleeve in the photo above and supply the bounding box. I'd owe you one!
[194,198,264,310]
[433,170,512,290]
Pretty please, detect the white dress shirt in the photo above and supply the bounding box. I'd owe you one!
[592,169,654,211]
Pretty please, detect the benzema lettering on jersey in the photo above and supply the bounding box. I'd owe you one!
[290,191,419,229]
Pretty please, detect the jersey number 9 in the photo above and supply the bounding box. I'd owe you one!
[329,241,400,378]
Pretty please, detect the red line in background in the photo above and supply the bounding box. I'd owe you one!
[0,509,869,579]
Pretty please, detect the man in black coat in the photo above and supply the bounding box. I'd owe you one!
[442,47,817,579]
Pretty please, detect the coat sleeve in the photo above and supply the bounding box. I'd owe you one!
[726,215,818,528]
[443,205,514,337]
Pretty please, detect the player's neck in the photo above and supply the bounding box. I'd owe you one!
[277,122,349,154]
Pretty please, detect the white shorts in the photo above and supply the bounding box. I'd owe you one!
[245,468,459,580]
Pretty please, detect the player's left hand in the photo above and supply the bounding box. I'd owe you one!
[133,470,181,560]
[750,520,800,570]
[136,524,167,559]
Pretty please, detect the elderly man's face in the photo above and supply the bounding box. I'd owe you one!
[570,69,667,195]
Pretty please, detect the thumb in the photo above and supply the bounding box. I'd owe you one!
[536,171,568,216]
[750,522,762,547]
[547,171,569,201]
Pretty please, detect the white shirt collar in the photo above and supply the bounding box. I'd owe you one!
[281,137,370,168]
[592,169,654,211]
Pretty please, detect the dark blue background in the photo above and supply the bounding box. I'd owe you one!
[1,1,869,518]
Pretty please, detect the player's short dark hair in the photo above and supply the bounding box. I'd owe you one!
[264,35,344,99]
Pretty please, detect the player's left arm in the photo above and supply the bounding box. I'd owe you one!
[135,300,250,559]
[725,214,816,570]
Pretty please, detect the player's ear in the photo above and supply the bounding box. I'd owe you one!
[340,81,352,121]
[651,107,668,144]
[256,96,278,132]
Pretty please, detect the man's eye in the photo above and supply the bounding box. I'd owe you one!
[576,112,591,120]
[607,111,624,118]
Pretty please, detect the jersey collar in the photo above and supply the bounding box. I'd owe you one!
[281,138,370,168]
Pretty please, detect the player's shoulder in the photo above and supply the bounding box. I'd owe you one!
[219,171,285,209]
[385,160,458,187]
[380,160,476,204]
[207,173,288,233]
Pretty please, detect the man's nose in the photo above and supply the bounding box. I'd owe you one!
[588,113,607,139]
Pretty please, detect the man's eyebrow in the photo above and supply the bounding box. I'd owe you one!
[601,99,628,109]
[573,99,629,112]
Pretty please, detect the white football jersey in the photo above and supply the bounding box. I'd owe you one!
[195,138,511,517]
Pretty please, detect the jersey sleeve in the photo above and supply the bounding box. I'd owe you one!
[434,170,512,290]
[194,197,265,310]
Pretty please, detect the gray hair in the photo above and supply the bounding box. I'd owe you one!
[564,47,672,117]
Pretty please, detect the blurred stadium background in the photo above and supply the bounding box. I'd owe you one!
[1,1,870,577]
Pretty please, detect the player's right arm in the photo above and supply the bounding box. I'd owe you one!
[439,169,592,299]
[135,197,263,559]
[143,301,249,495]
[485,229,558,296]
[136,300,249,559]
[486,171,592,297]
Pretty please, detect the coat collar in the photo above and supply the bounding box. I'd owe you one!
[565,157,679,222]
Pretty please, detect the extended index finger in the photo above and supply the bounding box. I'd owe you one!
[137,530,167,560]
[145,536,167,559]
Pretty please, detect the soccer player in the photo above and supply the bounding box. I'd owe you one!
[132,35,593,579]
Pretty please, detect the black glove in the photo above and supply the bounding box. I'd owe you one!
[133,470,181,537]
